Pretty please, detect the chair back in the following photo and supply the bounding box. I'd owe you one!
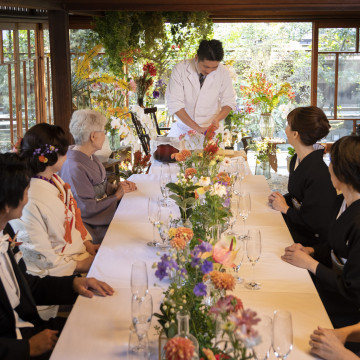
[130,111,151,155]
[144,107,170,135]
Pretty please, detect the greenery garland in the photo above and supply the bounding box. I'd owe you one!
[94,11,213,76]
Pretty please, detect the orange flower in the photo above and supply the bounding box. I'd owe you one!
[170,237,187,250]
[202,348,216,360]
[171,152,186,162]
[205,124,217,141]
[181,149,192,159]
[165,337,195,360]
[185,168,197,179]
[175,227,194,242]
[206,270,235,291]
[38,155,48,163]
[204,142,219,156]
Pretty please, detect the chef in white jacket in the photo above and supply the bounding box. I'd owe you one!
[166,39,236,147]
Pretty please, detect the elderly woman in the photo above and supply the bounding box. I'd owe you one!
[282,136,360,328]
[59,109,136,244]
[269,106,337,247]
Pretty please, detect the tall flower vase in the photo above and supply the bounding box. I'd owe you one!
[259,113,275,138]
[137,95,144,108]
[255,160,271,179]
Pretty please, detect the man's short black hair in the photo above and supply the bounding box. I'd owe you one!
[0,153,30,212]
[197,39,224,62]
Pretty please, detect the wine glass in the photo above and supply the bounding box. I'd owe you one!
[272,310,293,359]
[245,228,261,290]
[147,197,160,247]
[238,192,251,239]
[131,261,148,298]
[158,207,172,251]
[131,293,153,351]
[160,164,171,207]
[252,315,272,360]
[233,238,245,283]
[227,195,239,235]
[128,328,149,359]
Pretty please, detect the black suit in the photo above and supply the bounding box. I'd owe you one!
[0,225,78,360]
[283,149,337,246]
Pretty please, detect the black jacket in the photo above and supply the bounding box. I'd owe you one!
[284,149,337,246]
[315,196,360,327]
[0,225,78,360]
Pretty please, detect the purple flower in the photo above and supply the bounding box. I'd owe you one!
[191,257,201,268]
[193,282,207,297]
[153,90,160,99]
[192,242,213,257]
[201,260,213,274]
[155,254,178,281]
[155,79,164,87]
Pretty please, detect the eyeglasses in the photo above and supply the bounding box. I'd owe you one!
[95,129,107,134]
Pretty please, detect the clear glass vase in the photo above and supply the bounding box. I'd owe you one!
[259,113,275,138]
[255,160,271,179]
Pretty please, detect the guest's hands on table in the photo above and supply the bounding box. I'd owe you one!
[309,327,359,360]
[73,277,114,298]
[268,191,289,214]
[121,180,137,193]
[281,243,319,273]
[84,240,100,256]
[29,329,59,357]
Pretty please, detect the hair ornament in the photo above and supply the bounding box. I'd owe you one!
[33,144,58,163]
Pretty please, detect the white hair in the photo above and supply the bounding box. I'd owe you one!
[70,109,107,145]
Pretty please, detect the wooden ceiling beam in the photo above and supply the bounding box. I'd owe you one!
[0,0,62,10]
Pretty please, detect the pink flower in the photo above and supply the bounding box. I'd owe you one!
[129,79,137,92]
[209,295,243,317]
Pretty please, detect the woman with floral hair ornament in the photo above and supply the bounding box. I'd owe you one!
[10,124,97,319]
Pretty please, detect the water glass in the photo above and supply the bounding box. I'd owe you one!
[147,197,160,247]
[272,310,293,359]
[252,315,272,360]
[227,195,239,234]
[158,207,172,251]
[128,326,149,359]
[245,228,261,290]
[160,164,171,206]
[130,261,148,298]
[233,238,245,283]
[131,293,153,346]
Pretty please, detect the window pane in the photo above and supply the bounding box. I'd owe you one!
[2,30,14,62]
[319,28,356,52]
[338,54,360,118]
[19,30,29,60]
[29,30,36,58]
[318,54,335,119]
[324,120,354,142]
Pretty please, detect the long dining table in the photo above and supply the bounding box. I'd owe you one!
[51,163,332,360]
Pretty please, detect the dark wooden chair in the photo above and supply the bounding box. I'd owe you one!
[144,107,170,136]
[130,111,151,155]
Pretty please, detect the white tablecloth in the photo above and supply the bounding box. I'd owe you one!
[51,174,332,360]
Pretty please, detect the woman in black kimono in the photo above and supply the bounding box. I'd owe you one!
[282,135,360,328]
[269,106,337,246]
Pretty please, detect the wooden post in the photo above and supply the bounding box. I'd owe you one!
[35,23,46,123]
[48,10,73,143]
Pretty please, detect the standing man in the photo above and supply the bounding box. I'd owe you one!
[166,39,236,146]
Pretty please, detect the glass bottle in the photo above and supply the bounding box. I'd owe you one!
[176,312,199,360]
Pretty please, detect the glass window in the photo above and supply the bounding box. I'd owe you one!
[319,28,356,52]
[317,54,335,119]
[2,30,14,62]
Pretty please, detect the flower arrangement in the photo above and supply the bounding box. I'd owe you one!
[134,62,157,107]
[240,72,295,115]
[118,150,151,179]
[249,137,277,165]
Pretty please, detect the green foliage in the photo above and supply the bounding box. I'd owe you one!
[94,11,213,77]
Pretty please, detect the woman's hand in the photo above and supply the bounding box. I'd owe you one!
[73,277,114,298]
[121,180,137,193]
[268,191,289,214]
[309,327,359,360]
[75,255,94,273]
[281,243,319,273]
[114,183,125,200]
[84,240,100,256]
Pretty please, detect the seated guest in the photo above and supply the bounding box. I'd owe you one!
[310,324,360,360]
[11,123,97,279]
[282,136,360,328]
[59,109,136,244]
[0,152,114,360]
[269,106,337,246]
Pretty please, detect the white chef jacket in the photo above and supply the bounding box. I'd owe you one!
[166,58,236,138]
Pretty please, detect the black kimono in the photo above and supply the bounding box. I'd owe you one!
[0,225,78,360]
[283,148,337,246]
[314,196,360,328]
